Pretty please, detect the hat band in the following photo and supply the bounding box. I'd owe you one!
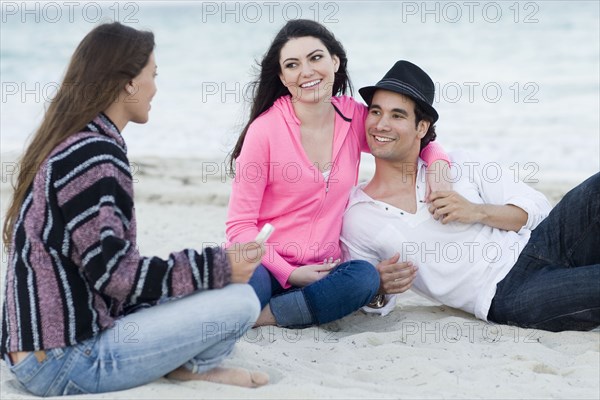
[378,78,432,106]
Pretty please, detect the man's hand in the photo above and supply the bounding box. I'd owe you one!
[288,258,340,287]
[376,253,417,294]
[428,191,482,224]
[425,160,453,202]
[430,191,528,231]
[227,242,266,283]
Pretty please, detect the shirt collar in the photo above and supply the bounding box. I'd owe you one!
[347,158,427,209]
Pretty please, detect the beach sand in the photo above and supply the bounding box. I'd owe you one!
[1,156,598,399]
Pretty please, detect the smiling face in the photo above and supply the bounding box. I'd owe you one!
[124,52,157,124]
[365,90,430,162]
[278,36,339,104]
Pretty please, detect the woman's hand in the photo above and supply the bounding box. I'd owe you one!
[287,258,340,287]
[425,160,452,202]
[226,242,265,283]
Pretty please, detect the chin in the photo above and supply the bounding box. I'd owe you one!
[299,91,328,105]
[132,115,150,124]
[369,148,393,160]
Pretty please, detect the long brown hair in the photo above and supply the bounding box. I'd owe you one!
[3,22,154,247]
[228,19,352,174]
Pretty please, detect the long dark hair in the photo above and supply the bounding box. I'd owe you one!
[3,22,154,247]
[228,19,352,173]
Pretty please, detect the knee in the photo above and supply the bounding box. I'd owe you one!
[590,172,600,187]
[248,265,272,309]
[224,284,261,327]
[240,284,261,321]
[341,260,380,300]
[574,172,600,198]
[249,264,270,287]
[589,173,600,200]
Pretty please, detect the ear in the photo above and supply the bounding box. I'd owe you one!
[417,120,430,139]
[125,81,135,95]
[332,55,340,73]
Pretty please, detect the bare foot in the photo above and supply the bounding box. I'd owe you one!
[254,304,276,327]
[167,366,269,388]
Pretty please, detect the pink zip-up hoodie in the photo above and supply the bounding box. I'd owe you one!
[226,95,446,288]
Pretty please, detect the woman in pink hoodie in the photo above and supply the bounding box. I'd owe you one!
[227,19,449,328]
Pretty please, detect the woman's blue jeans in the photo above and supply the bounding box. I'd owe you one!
[6,284,260,396]
[249,260,380,328]
[488,173,600,331]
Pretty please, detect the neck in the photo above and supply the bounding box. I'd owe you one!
[366,148,421,199]
[103,101,128,133]
[372,160,418,188]
[291,97,334,128]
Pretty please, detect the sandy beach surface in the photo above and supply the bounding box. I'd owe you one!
[1,156,598,399]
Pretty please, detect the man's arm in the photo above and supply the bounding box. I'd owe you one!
[428,191,528,232]
[428,152,552,232]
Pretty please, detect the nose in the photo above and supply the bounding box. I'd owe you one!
[301,62,314,78]
[375,115,390,131]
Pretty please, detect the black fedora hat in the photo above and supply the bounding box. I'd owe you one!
[359,60,439,123]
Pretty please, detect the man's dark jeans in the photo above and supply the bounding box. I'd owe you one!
[489,173,600,331]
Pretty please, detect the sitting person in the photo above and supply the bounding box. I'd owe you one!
[1,22,268,397]
[341,60,599,331]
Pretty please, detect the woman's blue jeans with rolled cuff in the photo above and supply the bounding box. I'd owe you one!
[5,284,260,397]
[249,260,380,328]
[488,173,600,332]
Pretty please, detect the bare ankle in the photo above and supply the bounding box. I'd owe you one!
[254,304,277,327]
[168,366,268,388]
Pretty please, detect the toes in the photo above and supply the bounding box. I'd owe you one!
[250,370,269,387]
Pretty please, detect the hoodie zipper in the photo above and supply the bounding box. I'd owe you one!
[304,152,338,261]
[304,102,350,260]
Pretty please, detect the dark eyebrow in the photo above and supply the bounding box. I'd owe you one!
[392,108,409,116]
[282,48,324,65]
[306,49,324,58]
[369,104,409,116]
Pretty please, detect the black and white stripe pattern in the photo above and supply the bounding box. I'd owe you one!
[1,114,231,356]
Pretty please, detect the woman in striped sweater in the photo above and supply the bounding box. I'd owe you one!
[1,22,268,396]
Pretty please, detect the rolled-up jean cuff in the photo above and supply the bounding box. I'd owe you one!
[270,290,314,328]
[183,349,232,374]
[3,354,12,366]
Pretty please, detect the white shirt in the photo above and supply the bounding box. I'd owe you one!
[340,151,552,320]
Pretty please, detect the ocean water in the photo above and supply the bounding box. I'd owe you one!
[1,1,598,182]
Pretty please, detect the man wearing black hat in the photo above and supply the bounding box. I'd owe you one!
[340,61,600,331]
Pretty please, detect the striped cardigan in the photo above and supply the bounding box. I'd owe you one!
[1,114,231,355]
